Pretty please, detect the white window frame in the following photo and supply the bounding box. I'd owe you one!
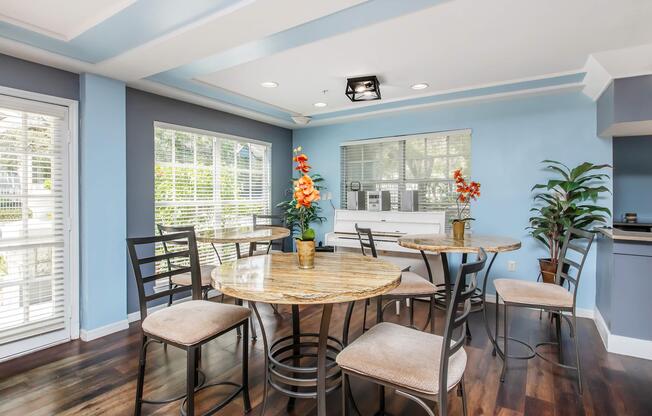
[0,85,79,361]
[340,129,472,220]
[153,121,273,269]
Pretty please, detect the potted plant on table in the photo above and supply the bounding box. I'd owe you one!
[277,147,326,269]
[528,160,611,283]
[452,168,481,240]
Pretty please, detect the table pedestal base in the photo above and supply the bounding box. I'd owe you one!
[249,302,341,416]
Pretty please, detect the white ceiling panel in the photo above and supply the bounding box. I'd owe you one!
[0,0,136,40]
[196,0,652,115]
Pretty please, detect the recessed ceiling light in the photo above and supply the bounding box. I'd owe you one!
[411,83,429,90]
[313,102,327,108]
[261,81,278,88]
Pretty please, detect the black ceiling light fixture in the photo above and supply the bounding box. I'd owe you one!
[345,75,381,102]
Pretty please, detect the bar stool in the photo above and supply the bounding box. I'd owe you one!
[127,231,251,415]
[338,249,487,416]
[493,227,594,393]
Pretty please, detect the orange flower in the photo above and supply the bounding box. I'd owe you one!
[293,153,311,173]
[294,174,320,208]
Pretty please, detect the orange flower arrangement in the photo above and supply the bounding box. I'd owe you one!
[287,147,323,241]
[453,168,480,223]
[293,151,320,209]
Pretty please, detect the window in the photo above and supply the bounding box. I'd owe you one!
[0,94,74,351]
[340,130,471,222]
[154,123,271,265]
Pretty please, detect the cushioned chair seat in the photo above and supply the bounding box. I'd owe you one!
[171,264,215,287]
[336,322,467,396]
[388,271,438,296]
[494,279,573,309]
[142,300,250,346]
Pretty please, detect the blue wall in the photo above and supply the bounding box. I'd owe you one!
[293,91,612,310]
[80,74,127,331]
[613,136,652,223]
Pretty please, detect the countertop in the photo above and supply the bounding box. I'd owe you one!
[598,227,652,243]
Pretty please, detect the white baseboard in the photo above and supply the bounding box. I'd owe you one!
[593,307,652,361]
[482,292,594,319]
[80,320,129,342]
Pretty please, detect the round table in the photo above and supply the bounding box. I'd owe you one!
[211,252,401,416]
[398,234,521,346]
[197,225,290,259]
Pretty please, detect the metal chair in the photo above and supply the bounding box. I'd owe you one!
[493,227,594,394]
[157,224,219,304]
[127,232,251,416]
[354,224,438,333]
[338,249,487,416]
[252,213,286,254]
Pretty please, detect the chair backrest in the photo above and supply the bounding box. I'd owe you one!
[253,213,284,227]
[438,248,487,416]
[127,232,202,322]
[555,227,595,308]
[157,224,197,272]
[355,223,378,258]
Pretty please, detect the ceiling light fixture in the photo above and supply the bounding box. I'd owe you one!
[411,83,429,90]
[291,115,312,125]
[345,76,381,102]
[261,81,278,88]
[313,102,327,108]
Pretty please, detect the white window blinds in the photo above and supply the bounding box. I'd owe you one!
[154,123,271,264]
[0,96,69,345]
[340,130,471,222]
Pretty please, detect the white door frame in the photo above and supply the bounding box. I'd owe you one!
[0,85,79,361]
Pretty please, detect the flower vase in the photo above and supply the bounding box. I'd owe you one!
[296,239,315,269]
[452,221,465,240]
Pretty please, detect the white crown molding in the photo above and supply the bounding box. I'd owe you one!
[128,78,296,129]
[582,55,612,101]
[301,83,584,128]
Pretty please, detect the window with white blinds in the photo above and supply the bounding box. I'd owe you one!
[0,96,70,346]
[340,130,471,222]
[154,123,271,265]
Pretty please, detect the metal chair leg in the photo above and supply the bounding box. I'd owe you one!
[572,314,583,395]
[555,313,563,364]
[186,347,197,416]
[134,336,147,416]
[362,298,369,332]
[493,292,499,356]
[458,376,468,416]
[342,373,349,416]
[409,297,415,327]
[242,321,252,412]
[500,304,508,382]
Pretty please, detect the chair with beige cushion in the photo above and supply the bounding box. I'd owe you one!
[354,224,438,332]
[127,231,251,416]
[493,227,594,394]
[338,249,487,416]
[157,224,218,302]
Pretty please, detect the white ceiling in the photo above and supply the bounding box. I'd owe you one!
[1,0,652,127]
[197,0,652,116]
[0,0,136,40]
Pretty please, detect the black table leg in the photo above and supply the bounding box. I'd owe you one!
[316,304,333,416]
[286,305,301,411]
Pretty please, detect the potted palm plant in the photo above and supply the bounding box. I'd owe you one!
[277,147,326,269]
[528,160,611,283]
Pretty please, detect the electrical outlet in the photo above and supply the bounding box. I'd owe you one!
[507,260,516,272]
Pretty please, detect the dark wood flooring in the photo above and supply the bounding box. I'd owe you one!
[1,300,651,415]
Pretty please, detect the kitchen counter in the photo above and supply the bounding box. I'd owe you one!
[595,230,652,360]
[598,227,652,243]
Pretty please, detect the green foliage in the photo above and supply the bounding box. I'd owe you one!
[528,160,611,263]
[277,173,327,240]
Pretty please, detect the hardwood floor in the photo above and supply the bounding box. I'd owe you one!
[1,299,651,415]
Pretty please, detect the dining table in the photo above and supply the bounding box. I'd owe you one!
[196,225,290,259]
[397,233,521,351]
[211,252,401,416]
